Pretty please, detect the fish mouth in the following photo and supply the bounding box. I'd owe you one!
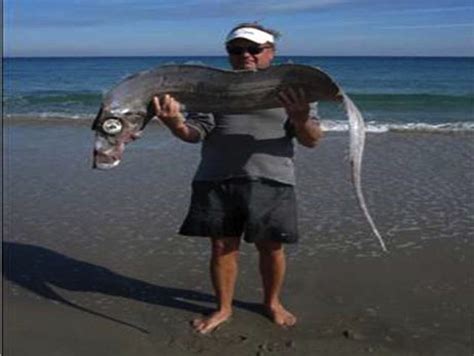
[94,160,121,170]
[92,148,123,170]
[92,128,144,170]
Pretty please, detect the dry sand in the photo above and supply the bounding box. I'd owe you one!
[3,119,473,355]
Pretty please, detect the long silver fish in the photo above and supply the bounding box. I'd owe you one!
[92,64,388,251]
[92,64,341,169]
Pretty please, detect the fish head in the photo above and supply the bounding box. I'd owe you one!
[91,106,152,170]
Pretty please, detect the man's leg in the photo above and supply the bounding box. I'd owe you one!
[255,240,297,327]
[193,236,240,334]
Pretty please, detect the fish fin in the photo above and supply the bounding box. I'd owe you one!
[143,101,158,129]
[91,106,103,130]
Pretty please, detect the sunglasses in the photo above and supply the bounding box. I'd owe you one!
[226,45,271,55]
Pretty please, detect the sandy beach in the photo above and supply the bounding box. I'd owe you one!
[3,118,473,355]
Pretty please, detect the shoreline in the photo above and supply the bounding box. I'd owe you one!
[4,113,474,134]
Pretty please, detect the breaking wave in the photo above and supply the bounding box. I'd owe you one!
[321,120,474,133]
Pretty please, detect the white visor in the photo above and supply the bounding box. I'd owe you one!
[226,27,275,45]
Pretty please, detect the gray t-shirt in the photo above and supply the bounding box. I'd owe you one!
[186,108,297,185]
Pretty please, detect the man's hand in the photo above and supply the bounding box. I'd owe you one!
[152,94,201,143]
[153,94,185,130]
[277,87,322,148]
[277,88,310,125]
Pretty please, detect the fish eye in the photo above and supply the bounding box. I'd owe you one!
[102,118,123,135]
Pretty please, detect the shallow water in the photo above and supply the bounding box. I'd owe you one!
[4,122,473,259]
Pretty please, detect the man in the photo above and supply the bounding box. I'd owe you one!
[153,23,322,334]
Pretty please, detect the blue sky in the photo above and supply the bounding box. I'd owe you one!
[5,0,474,57]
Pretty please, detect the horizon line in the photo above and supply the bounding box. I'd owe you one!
[5,54,474,59]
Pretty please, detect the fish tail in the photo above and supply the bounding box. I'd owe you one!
[356,184,388,252]
[343,92,388,252]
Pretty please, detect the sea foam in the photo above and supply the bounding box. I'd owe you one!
[321,120,474,133]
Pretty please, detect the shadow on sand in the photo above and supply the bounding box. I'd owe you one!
[3,241,262,334]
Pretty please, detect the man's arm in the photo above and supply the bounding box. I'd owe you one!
[152,95,202,143]
[278,88,323,148]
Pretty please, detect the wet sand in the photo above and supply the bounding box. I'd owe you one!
[3,119,473,355]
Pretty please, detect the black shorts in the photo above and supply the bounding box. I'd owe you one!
[179,178,298,243]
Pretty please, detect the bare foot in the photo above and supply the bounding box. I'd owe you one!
[192,310,232,334]
[264,303,297,327]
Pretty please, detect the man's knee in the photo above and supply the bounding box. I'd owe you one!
[211,237,241,256]
[255,239,283,255]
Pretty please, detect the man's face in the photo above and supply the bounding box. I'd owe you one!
[226,38,275,70]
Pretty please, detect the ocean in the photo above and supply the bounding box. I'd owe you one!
[4,56,474,132]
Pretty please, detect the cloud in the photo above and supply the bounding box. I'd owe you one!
[6,0,351,28]
[383,5,474,14]
[380,23,474,30]
[232,0,348,12]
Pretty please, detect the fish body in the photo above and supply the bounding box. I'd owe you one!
[102,63,342,115]
[91,63,388,251]
[92,64,342,170]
